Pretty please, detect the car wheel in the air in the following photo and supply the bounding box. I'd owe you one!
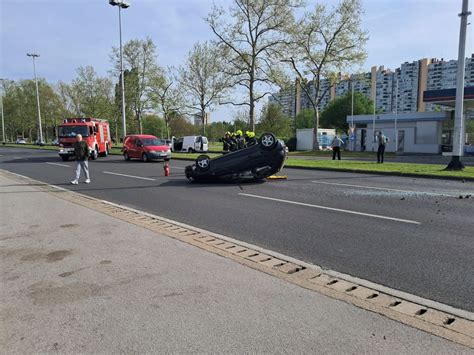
[196,155,210,171]
[259,133,277,150]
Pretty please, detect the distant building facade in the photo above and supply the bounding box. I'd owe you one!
[270,54,474,118]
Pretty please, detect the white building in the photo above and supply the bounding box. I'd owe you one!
[346,111,451,154]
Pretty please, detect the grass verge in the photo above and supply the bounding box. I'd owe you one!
[286,159,474,179]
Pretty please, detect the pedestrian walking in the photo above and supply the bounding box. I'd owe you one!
[70,134,90,184]
[376,131,389,163]
[331,135,344,160]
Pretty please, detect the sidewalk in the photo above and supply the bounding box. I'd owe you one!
[0,174,471,354]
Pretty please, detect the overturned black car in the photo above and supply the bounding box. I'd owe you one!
[185,133,287,182]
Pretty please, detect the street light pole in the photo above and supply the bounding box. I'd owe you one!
[447,0,471,170]
[0,79,5,144]
[27,53,43,145]
[109,0,130,141]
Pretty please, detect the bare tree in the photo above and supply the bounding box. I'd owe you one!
[178,41,230,134]
[148,68,186,139]
[284,0,368,150]
[110,37,160,133]
[206,0,302,132]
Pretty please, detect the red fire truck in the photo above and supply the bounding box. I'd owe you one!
[58,118,112,161]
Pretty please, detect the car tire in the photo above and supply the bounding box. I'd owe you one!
[61,156,69,161]
[188,148,195,153]
[259,133,277,150]
[164,158,170,162]
[196,155,210,171]
[142,153,148,162]
[124,152,130,161]
[103,144,109,157]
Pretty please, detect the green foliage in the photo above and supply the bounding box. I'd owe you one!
[295,109,314,129]
[203,121,235,141]
[257,103,292,137]
[320,92,374,131]
[169,115,199,137]
[2,79,66,142]
[141,115,166,138]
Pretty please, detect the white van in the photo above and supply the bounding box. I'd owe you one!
[172,136,209,153]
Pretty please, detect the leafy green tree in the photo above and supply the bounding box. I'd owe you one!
[3,79,66,142]
[257,103,292,137]
[141,114,166,137]
[169,115,198,137]
[295,109,315,129]
[284,0,368,149]
[320,91,373,131]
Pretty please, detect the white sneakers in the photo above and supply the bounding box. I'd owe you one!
[70,179,90,184]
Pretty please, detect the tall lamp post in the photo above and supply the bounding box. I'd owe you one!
[447,0,471,170]
[0,78,5,144]
[27,53,43,145]
[109,0,130,141]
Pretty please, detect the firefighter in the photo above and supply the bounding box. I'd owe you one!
[229,132,238,152]
[221,131,232,153]
[245,131,258,147]
[235,130,245,150]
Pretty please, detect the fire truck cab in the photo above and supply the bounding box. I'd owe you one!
[58,118,111,161]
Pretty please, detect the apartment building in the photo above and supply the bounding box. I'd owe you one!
[270,54,474,118]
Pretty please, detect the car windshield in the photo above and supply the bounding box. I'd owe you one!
[59,126,89,138]
[142,138,165,146]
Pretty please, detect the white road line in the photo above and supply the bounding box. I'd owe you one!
[103,171,156,181]
[311,180,469,197]
[239,193,421,225]
[172,166,185,170]
[46,162,70,168]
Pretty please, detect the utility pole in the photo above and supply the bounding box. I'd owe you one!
[109,0,130,141]
[27,53,43,145]
[0,80,5,144]
[446,0,470,170]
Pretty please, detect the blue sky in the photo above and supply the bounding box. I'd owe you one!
[1,0,472,122]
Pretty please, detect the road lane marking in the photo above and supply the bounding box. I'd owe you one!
[239,193,421,225]
[172,166,185,170]
[46,162,70,168]
[311,181,471,197]
[103,171,156,181]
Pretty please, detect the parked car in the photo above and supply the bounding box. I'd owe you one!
[15,138,27,144]
[122,134,171,162]
[185,133,287,182]
[173,135,208,153]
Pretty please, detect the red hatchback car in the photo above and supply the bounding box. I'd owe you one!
[122,134,171,162]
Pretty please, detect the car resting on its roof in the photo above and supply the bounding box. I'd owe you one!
[185,133,287,182]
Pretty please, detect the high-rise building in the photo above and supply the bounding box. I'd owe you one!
[269,54,474,119]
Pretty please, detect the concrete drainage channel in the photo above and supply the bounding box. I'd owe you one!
[2,170,473,349]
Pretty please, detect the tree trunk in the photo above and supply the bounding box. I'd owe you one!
[313,107,320,151]
[249,68,255,132]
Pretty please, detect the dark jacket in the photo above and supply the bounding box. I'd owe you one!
[74,141,89,161]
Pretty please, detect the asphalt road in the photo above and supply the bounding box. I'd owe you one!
[1,147,474,313]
